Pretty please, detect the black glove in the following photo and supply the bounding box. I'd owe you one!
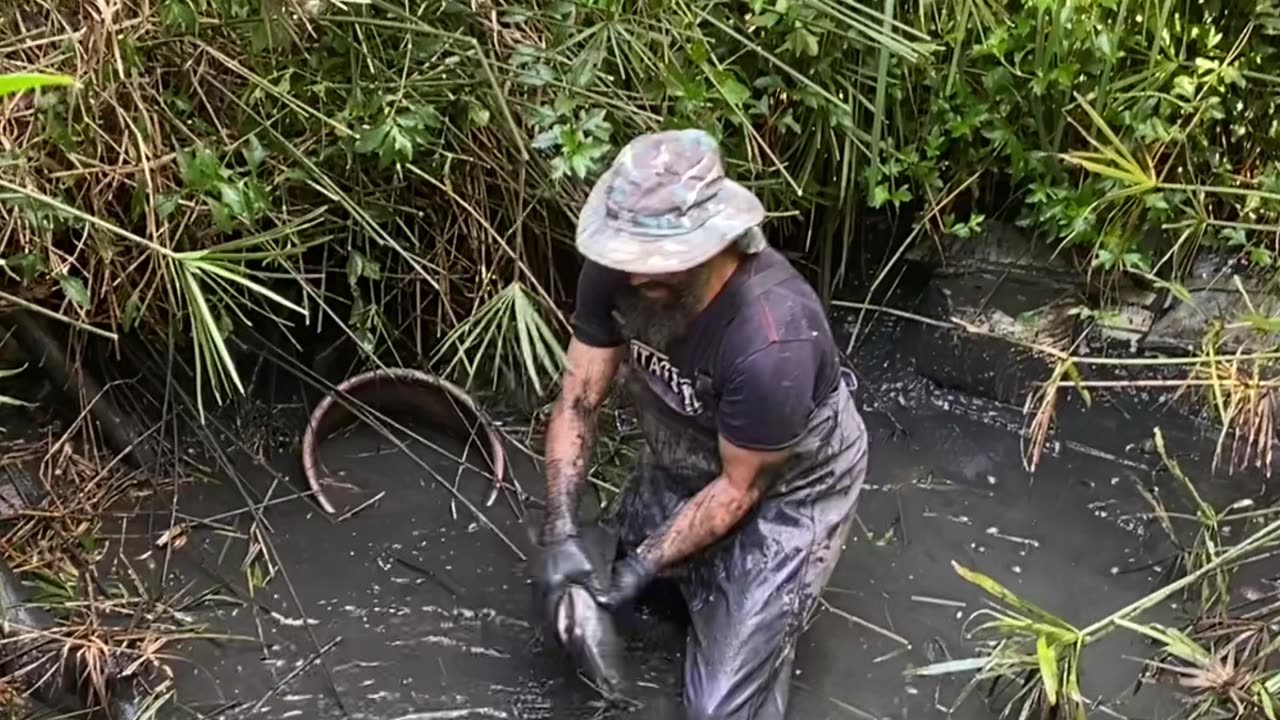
[596,553,657,610]
[534,534,596,598]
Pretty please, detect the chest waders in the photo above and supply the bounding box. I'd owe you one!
[605,264,870,720]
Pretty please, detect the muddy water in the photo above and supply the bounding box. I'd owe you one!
[96,312,1276,720]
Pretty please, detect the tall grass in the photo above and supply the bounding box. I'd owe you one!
[0,0,932,412]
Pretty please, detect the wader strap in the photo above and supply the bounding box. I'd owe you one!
[686,261,797,398]
[699,262,796,344]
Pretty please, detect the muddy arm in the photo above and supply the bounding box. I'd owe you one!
[636,438,787,573]
[541,339,623,544]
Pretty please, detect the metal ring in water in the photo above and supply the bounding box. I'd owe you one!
[301,368,507,515]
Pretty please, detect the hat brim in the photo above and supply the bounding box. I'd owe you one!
[574,168,766,275]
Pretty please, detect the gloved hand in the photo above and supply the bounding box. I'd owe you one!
[596,553,657,610]
[534,533,596,599]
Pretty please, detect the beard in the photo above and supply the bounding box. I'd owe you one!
[614,266,710,351]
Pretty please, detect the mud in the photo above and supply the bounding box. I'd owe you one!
[23,305,1279,720]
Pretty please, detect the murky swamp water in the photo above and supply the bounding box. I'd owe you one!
[76,310,1280,720]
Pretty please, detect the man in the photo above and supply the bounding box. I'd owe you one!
[536,128,868,720]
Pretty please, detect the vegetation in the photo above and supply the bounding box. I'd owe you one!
[4,1,1280,716]
[910,428,1280,719]
[1,0,1278,410]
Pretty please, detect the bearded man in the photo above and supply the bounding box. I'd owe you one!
[535,128,869,720]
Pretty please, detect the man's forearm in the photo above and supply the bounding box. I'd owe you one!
[542,394,599,543]
[634,475,760,571]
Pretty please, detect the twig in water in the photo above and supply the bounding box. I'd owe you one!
[385,551,464,599]
[248,636,343,714]
[819,599,911,647]
[335,491,386,523]
[793,680,880,720]
[911,595,967,608]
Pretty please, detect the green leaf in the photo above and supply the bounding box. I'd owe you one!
[1172,75,1196,99]
[788,27,821,57]
[355,124,389,155]
[1259,683,1277,720]
[1114,618,1212,665]
[123,293,143,331]
[347,250,382,284]
[718,75,751,108]
[218,183,246,218]
[870,183,892,208]
[59,275,91,311]
[531,127,563,150]
[1037,635,1060,705]
[468,102,491,128]
[160,0,197,32]
[750,11,781,27]
[952,562,1077,631]
[241,135,268,171]
[0,73,75,97]
[1153,278,1195,306]
[6,253,47,282]
[156,193,180,219]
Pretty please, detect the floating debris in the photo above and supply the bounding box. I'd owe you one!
[984,526,1041,550]
[388,635,510,658]
[910,595,967,609]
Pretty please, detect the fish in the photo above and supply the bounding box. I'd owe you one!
[0,557,148,720]
[526,515,628,701]
[552,581,625,699]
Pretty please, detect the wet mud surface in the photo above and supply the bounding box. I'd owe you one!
[93,313,1278,720]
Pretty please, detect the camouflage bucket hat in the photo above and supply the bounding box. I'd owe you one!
[575,129,766,274]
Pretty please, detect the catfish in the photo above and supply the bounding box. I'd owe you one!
[527,516,628,700]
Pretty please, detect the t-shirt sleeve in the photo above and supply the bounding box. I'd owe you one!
[716,339,821,451]
[570,261,625,348]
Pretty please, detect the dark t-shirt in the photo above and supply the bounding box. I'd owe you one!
[571,247,841,451]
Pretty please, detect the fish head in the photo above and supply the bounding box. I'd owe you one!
[554,584,626,700]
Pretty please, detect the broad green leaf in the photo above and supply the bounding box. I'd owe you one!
[355,124,389,155]
[531,127,562,150]
[160,0,197,32]
[468,102,491,128]
[59,275,91,311]
[0,73,75,97]
[156,193,181,219]
[716,72,751,108]
[241,135,268,171]
[1036,635,1059,705]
